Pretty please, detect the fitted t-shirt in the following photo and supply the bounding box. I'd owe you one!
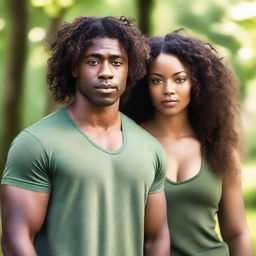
[165,157,229,256]
[2,108,167,256]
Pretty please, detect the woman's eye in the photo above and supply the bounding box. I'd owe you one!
[176,77,186,83]
[151,78,164,85]
[88,60,100,66]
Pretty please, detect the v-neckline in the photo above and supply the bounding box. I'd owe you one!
[62,108,127,155]
[165,157,204,185]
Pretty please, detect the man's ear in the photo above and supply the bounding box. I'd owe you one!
[72,67,78,78]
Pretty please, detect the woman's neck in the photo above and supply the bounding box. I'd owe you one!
[143,111,196,139]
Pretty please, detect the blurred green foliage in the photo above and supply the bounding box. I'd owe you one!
[31,0,76,17]
[244,187,256,209]
[247,209,256,254]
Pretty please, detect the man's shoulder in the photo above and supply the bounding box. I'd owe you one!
[13,108,67,147]
[10,108,69,155]
[122,113,151,135]
[122,113,162,147]
[25,108,65,134]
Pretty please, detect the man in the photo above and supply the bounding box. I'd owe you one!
[1,16,169,256]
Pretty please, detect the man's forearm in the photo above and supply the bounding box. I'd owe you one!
[144,240,169,256]
[144,226,170,256]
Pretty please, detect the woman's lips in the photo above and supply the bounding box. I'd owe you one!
[161,100,178,107]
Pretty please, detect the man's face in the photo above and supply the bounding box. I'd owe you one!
[72,37,128,107]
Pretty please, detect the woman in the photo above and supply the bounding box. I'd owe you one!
[122,30,253,255]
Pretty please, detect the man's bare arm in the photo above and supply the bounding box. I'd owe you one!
[144,191,170,256]
[1,185,49,256]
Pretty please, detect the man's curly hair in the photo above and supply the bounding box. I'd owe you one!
[46,16,150,103]
[122,29,241,176]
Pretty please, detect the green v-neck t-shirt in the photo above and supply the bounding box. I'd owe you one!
[2,108,167,256]
[165,158,229,256]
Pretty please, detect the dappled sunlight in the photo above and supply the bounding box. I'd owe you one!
[245,209,256,253]
[238,47,254,61]
[230,2,256,21]
[31,0,47,6]
[28,46,48,68]
[211,21,255,62]
[242,164,256,190]
[190,0,208,15]
[211,21,240,36]
[32,0,74,7]
[28,27,46,42]
[31,0,75,17]
[58,0,74,8]
[152,2,176,36]
[244,80,256,117]
[214,44,231,59]
[0,18,5,31]
[105,0,120,5]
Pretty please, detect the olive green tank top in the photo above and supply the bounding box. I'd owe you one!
[165,158,229,256]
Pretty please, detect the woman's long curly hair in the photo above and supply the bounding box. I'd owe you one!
[46,16,150,103]
[122,29,241,176]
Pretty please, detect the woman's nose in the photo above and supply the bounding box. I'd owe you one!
[163,82,175,95]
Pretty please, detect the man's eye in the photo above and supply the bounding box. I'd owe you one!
[88,60,100,66]
[151,78,164,85]
[112,60,122,66]
[176,77,186,83]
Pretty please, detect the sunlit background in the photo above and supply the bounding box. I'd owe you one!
[0,0,255,254]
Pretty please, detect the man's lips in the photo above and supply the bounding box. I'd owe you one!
[94,83,117,93]
[94,83,116,89]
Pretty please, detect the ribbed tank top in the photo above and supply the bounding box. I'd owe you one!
[165,158,229,256]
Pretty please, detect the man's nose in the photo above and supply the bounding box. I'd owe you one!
[98,62,114,79]
[163,81,175,95]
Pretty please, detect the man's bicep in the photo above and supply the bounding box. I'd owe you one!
[1,185,49,238]
[2,131,51,193]
[144,191,168,236]
[149,144,167,194]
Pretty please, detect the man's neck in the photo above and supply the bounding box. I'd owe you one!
[66,99,123,151]
[66,99,121,130]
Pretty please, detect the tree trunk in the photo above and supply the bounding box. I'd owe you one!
[0,0,28,176]
[45,12,65,114]
[136,0,154,35]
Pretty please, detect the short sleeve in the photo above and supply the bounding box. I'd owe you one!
[1,131,51,193]
[148,144,167,194]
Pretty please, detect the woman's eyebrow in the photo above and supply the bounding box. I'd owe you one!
[150,72,164,77]
[172,71,188,76]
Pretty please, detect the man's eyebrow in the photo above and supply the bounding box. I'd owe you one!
[110,54,127,59]
[84,53,103,58]
[84,53,127,59]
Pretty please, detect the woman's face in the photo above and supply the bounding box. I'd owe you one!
[148,53,192,118]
